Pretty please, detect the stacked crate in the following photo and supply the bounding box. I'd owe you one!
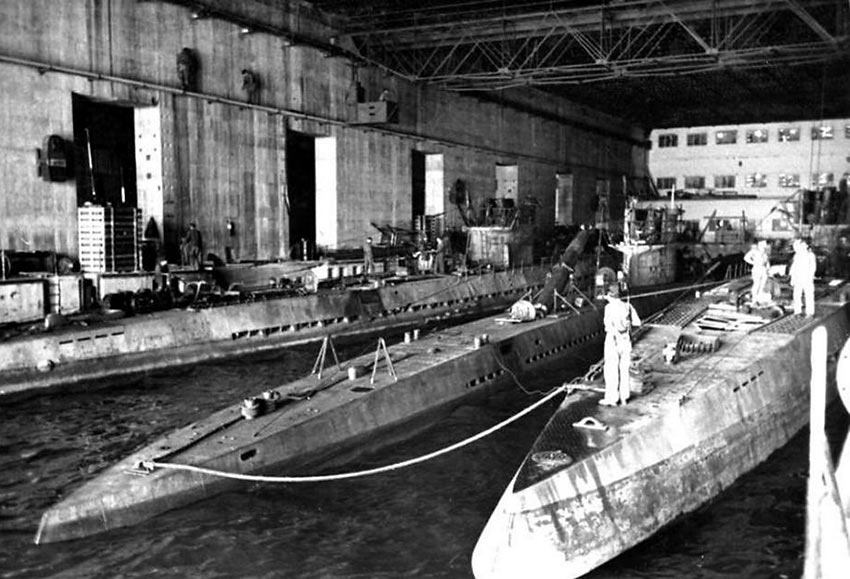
[425,213,444,241]
[78,206,141,272]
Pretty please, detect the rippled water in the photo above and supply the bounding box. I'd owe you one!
[0,334,843,579]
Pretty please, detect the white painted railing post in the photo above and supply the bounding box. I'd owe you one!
[804,327,850,579]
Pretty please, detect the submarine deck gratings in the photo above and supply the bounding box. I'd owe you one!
[647,302,708,328]
[755,307,825,334]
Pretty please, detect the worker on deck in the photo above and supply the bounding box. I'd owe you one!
[363,236,374,277]
[744,239,770,305]
[601,285,641,406]
[790,238,817,317]
[180,222,203,270]
[433,236,446,274]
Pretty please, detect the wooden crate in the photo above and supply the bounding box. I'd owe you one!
[78,206,141,273]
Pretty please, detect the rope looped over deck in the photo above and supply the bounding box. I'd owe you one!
[143,384,566,483]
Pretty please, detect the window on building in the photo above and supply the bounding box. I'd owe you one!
[684,176,705,189]
[778,127,800,142]
[714,175,736,189]
[656,177,676,191]
[812,125,834,140]
[811,173,834,187]
[746,129,768,144]
[715,130,737,145]
[746,173,767,188]
[658,133,678,148]
[779,174,800,188]
[686,133,707,146]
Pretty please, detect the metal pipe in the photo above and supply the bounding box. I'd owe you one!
[0,53,338,125]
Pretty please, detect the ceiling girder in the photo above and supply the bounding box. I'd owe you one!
[440,41,843,89]
[662,1,713,53]
[344,0,830,47]
[783,0,837,42]
[342,0,848,89]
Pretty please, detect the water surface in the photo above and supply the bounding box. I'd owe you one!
[0,336,838,578]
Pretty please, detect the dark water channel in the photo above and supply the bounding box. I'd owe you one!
[0,333,840,579]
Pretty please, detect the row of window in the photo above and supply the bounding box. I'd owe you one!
[657,124,850,148]
[657,172,845,190]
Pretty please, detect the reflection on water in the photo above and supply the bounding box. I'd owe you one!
[0,335,832,579]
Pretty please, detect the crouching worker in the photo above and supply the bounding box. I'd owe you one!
[601,285,641,406]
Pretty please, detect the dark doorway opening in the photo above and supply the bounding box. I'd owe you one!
[72,94,137,208]
[286,131,316,259]
[411,150,426,228]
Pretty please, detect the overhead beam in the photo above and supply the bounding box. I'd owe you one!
[342,0,835,49]
[435,40,847,88]
[783,0,838,44]
[343,0,848,91]
[658,0,715,53]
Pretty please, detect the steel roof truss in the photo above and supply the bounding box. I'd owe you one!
[658,0,714,53]
[783,0,836,44]
[417,33,466,78]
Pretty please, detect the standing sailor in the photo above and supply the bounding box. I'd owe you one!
[744,240,770,305]
[363,236,374,277]
[181,222,203,270]
[601,285,641,406]
[790,238,817,317]
[433,236,446,274]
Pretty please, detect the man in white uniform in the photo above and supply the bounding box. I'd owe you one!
[744,239,770,305]
[601,285,641,406]
[790,238,817,317]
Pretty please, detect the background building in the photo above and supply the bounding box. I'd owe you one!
[648,119,850,232]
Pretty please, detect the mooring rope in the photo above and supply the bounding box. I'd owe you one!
[142,383,566,483]
[143,268,730,482]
